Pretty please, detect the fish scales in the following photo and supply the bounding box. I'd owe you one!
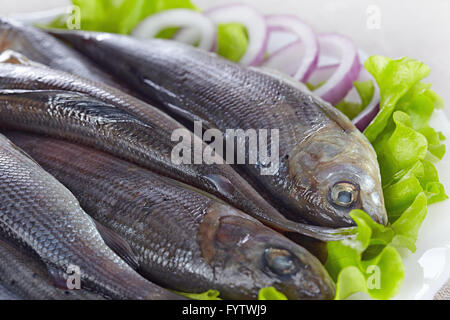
[47,31,387,227]
[0,133,182,300]
[8,132,336,300]
[0,18,122,88]
[0,87,352,240]
[0,236,105,300]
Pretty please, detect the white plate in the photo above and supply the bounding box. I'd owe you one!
[3,0,450,300]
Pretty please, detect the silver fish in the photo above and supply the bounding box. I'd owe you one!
[0,18,121,88]
[47,30,387,227]
[0,236,105,300]
[0,87,354,241]
[7,132,336,300]
[0,132,183,300]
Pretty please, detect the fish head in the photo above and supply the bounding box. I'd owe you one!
[198,202,335,300]
[288,123,387,227]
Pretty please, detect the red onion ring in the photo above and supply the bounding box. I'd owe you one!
[307,63,339,87]
[262,39,303,76]
[205,4,268,66]
[352,64,381,131]
[265,15,318,82]
[131,9,216,51]
[312,33,362,105]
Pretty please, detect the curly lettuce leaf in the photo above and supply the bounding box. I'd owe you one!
[374,111,428,182]
[49,1,249,62]
[360,245,404,300]
[217,23,249,62]
[391,192,428,252]
[328,55,447,299]
[335,80,375,120]
[365,55,447,214]
[363,56,430,143]
[175,287,287,300]
[396,83,446,159]
[175,289,222,300]
[334,266,367,300]
[49,0,198,34]
[258,287,288,300]
[383,161,424,220]
[326,210,404,300]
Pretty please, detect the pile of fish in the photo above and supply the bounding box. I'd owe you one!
[0,17,387,300]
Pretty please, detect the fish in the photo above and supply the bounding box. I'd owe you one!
[0,87,354,241]
[48,30,387,227]
[0,18,121,88]
[0,284,19,300]
[0,236,105,300]
[7,131,336,300]
[0,62,188,137]
[0,132,183,300]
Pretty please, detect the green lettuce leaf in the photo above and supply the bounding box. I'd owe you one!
[363,56,430,143]
[216,23,249,62]
[391,192,428,252]
[175,287,287,300]
[335,80,375,120]
[50,0,197,34]
[334,266,367,300]
[175,289,222,300]
[258,287,288,300]
[326,210,404,300]
[374,111,428,182]
[329,55,447,300]
[49,1,249,61]
[383,161,424,221]
[360,245,404,300]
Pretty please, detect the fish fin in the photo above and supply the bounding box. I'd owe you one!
[264,217,357,242]
[203,174,235,196]
[94,221,140,270]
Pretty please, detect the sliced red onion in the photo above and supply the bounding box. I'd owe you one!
[307,63,339,87]
[353,103,380,131]
[265,29,299,54]
[312,33,361,105]
[205,4,268,66]
[352,65,381,131]
[262,40,303,76]
[265,15,318,82]
[173,27,201,45]
[131,9,215,51]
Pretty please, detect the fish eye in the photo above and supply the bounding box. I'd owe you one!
[330,182,359,207]
[263,248,298,276]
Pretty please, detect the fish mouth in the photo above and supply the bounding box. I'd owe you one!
[361,204,388,225]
